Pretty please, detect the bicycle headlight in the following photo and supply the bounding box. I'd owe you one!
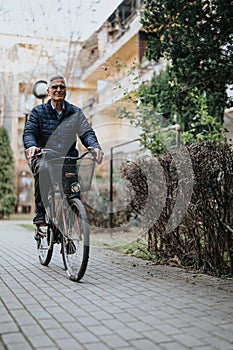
[70,182,81,193]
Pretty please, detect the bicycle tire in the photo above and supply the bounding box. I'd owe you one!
[37,222,54,266]
[61,197,89,281]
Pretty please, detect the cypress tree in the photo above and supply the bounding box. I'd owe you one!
[0,126,17,218]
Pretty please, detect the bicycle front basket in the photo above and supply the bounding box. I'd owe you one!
[76,156,95,191]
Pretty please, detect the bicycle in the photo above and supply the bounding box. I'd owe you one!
[33,147,96,282]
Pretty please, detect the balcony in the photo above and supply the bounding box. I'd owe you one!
[76,0,143,84]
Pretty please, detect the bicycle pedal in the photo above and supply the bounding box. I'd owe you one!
[35,227,47,238]
[34,232,41,241]
[66,239,76,255]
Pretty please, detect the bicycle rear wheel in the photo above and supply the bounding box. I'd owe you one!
[36,223,54,266]
[61,198,89,281]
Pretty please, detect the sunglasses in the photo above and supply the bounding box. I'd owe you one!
[50,85,66,90]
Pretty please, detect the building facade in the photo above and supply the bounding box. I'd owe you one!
[0,0,232,212]
[0,0,165,212]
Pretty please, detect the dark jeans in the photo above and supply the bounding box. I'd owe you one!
[31,158,79,211]
[31,159,50,211]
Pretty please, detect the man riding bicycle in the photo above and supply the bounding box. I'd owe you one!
[23,74,103,225]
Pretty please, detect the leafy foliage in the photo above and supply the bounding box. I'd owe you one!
[117,102,176,154]
[116,65,224,155]
[0,127,17,218]
[141,0,233,122]
[181,94,224,144]
[138,66,225,146]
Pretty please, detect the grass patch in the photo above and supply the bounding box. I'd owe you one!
[19,223,34,231]
[18,223,157,262]
[115,240,158,261]
[10,213,33,221]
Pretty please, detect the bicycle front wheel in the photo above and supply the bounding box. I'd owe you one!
[37,223,54,266]
[61,198,89,281]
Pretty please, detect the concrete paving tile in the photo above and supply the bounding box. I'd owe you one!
[62,321,87,333]
[220,322,233,331]
[37,318,61,330]
[171,332,205,348]
[25,334,56,348]
[101,318,128,330]
[114,311,139,323]
[55,338,83,350]
[61,305,88,318]
[154,323,186,336]
[160,341,190,350]
[92,310,114,320]
[1,220,233,350]
[127,320,153,332]
[179,326,209,340]
[84,342,112,350]
[88,324,113,336]
[141,330,172,343]
[190,347,218,350]
[99,334,128,348]
[45,328,70,340]
[0,322,19,333]
[114,348,140,350]
[130,338,159,350]
[78,315,101,327]
[2,332,28,346]
[74,330,99,344]
[8,312,36,326]
[203,335,233,350]
[1,301,22,311]
[4,342,32,350]
[48,311,76,323]
[115,328,142,341]
[20,324,45,337]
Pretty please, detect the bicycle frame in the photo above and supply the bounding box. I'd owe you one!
[34,148,96,281]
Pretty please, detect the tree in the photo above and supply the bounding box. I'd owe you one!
[137,66,224,145]
[0,127,17,218]
[116,64,224,155]
[141,0,233,123]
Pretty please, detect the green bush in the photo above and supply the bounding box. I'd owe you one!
[0,127,17,218]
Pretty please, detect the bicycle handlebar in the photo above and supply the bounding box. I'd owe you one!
[32,147,96,161]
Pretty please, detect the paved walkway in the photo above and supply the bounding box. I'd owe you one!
[0,220,233,350]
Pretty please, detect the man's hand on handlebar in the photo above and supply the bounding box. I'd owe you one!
[93,148,104,164]
[26,146,103,163]
[26,146,41,161]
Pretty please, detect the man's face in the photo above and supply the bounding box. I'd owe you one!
[47,78,66,103]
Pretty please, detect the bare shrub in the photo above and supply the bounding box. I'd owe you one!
[82,182,128,228]
[120,141,233,276]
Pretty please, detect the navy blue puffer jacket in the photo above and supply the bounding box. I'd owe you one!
[23,100,101,156]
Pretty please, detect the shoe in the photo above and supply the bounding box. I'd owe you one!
[33,208,46,225]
